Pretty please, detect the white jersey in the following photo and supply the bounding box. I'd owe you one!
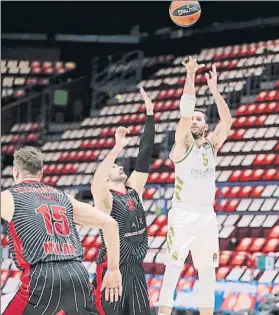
[171,138,216,209]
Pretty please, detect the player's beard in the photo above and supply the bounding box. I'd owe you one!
[191,129,204,139]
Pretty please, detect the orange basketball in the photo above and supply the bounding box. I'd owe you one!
[169,1,201,28]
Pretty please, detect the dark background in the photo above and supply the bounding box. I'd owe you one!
[2,1,279,129]
[2,1,279,64]
[2,1,279,35]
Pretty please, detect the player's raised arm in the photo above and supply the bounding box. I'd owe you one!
[171,56,205,162]
[91,127,129,213]
[206,64,232,155]
[126,87,155,198]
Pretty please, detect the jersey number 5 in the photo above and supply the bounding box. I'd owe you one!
[36,205,71,236]
[202,153,208,167]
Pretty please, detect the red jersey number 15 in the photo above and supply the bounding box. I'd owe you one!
[36,205,71,236]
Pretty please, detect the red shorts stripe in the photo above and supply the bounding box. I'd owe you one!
[3,266,31,315]
[95,262,107,315]
[4,222,31,315]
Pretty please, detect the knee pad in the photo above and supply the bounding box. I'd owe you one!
[196,267,216,309]
[158,263,182,308]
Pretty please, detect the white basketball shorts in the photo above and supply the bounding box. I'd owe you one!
[165,205,219,268]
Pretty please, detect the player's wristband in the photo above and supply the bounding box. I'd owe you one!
[180,93,196,118]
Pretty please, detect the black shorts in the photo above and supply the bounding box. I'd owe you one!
[93,263,151,315]
[3,260,97,315]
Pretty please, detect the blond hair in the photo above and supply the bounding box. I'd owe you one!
[13,146,44,175]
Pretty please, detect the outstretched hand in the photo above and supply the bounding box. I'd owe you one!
[182,56,205,73]
[115,126,130,149]
[205,63,218,91]
[139,87,154,115]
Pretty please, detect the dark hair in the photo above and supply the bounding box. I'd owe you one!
[194,109,208,122]
[13,146,44,175]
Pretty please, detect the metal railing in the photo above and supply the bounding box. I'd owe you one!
[90,50,144,112]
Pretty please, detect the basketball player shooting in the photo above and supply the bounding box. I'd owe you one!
[158,57,232,315]
[91,87,155,315]
[1,146,122,315]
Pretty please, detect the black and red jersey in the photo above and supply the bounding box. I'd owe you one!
[96,186,148,266]
[7,180,83,270]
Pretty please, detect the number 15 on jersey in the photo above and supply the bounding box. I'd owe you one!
[36,204,71,236]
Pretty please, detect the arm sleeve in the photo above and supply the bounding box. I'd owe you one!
[135,115,155,173]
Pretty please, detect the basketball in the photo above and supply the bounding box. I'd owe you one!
[169,1,201,28]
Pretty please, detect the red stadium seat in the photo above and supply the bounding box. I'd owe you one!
[84,247,98,261]
[216,267,231,280]
[158,90,168,99]
[246,104,257,115]
[152,159,164,170]
[267,102,279,112]
[245,116,257,126]
[239,170,253,182]
[148,225,159,237]
[262,169,276,181]
[56,164,65,174]
[184,265,196,278]
[220,186,230,198]
[143,188,156,199]
[233,117,246,127]
[250,186,264,198]
[236,238,253,251]
[153,215,167,228]
[255,103,267,114]
[234,129,246,140]
[262,239,279,253]
[268,226,279,239]
[92,236,102,248]
[60,152,69,161]
[229,186,242,198]
[75,151,85,161]
[82,236,95,247]
[256,91,267,102]
[227,129,236,140]
[225,200,240,212]
[231,252,247,266]
[251,169,264,181]
[229,170,242,182]
[157,225,168,237]
[148,173,160,184]
[267,90,279,101]
[219,251,232,266]
[250,238,266,252]
[158,172,171,183]
[164,159,174,169]
[257,115,267,126]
